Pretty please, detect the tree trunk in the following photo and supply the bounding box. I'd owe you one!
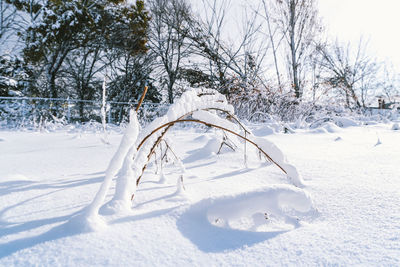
[348,87,361,108]
[48,71,57,99]
[289,0,300,98]
[168,80,174,104]
[262,0,282,89]
[46,69,58,116]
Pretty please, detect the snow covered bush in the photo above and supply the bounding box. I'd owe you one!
[78,88,305,231]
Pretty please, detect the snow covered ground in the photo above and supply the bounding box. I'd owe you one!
[0,122,399,266]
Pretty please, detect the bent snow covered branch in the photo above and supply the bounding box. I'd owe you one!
[81,88,303,229]
[135,118,291,186]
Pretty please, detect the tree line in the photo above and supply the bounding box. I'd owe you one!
[1,0,399,121]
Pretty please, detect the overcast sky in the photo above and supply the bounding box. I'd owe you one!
[318,0,400,70]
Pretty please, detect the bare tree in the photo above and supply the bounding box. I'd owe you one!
[187,0,266,97]
[306,42,325,103]
[316,39,379,108]
[0,0,18,50]
[187,0,231,93]
[148,0,193,103]
[274,0,321,98]
[255,0,284,89]
[380,64,400,104]
[63,46,104,119]
[3,0,45,51]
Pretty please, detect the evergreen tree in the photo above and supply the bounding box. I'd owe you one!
[12,0,149,99]
[0,55,37,96]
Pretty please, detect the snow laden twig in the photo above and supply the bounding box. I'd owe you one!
[132,89,303,197]
[136,86,148,112]
[217,131,237,154]
[80,110,139,224]
[135,118,300,184]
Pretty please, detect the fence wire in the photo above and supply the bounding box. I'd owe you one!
[0,96,169,128]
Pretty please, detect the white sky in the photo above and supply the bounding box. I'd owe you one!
[189,0,400,73]
[318,0,400,70]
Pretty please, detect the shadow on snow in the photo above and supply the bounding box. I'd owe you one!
[176,201,289,253]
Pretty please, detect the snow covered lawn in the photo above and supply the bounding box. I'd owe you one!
[0,123,399,266]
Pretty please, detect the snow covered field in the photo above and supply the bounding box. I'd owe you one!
[0,122,399,266]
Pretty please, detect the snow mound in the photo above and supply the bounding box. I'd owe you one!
[322,122,342,133]
[198,136,220,156]
[363,120,379,126]
[172,176,189,200]
[333,117,358,128]
[193,135,209,143]
[183,136,220,163]
[3,173,35,182]
[176,185,318,252]
[252,124,276,136]
[67,211,107,233]
[176,185,315,251]
[309,127,328,134]
[309,122,342,134]
[375,138,382,146]
[206,185,314,232]
[158,171,167,184]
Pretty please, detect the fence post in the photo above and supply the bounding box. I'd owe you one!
[107,103,112,124]
[21,99,26,123]
[67,98,71,123]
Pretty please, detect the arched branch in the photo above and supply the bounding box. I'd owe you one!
[135,118,287,186]
[137,107,247,151]
[134,107,249,188]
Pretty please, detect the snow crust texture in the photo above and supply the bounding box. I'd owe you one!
[0,122,399,265]
[2,90,399,265]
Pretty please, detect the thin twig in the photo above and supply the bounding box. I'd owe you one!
[136,86,148,112]
[217,140,236,154]
[244,131,247,166]
[135,118,287,186]
[161,139,179,161]
[134,107,256,190]
[217,131,236,154]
